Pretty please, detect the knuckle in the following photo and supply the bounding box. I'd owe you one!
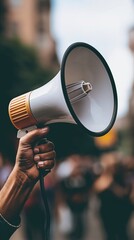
[48,142,55,149]
[19,137,24,145]
[52,150,56,158]
[39,142,54,152]
[49,150,56,159]
[45,160,55,168]
[39,150,56,161]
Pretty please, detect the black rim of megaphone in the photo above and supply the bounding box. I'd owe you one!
[61,42,118,137]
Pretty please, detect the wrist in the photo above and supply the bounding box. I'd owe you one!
[14,161,39,183]
[14,164,37,183]
[0,166,35,223]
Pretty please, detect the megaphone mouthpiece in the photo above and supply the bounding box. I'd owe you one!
[67,81,92,104]
[82,82,92,93]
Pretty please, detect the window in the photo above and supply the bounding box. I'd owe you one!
[10,0,21,7]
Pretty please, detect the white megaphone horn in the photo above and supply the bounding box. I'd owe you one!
[8,42,118,138]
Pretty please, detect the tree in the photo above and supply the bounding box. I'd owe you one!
[0,38,56,163]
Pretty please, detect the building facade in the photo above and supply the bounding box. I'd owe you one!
[6,0,59,70]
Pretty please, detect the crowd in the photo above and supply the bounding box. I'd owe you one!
[1,126,134,240]
[53,152,134,240]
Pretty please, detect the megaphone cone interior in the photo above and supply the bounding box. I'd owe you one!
[8,42,118,137]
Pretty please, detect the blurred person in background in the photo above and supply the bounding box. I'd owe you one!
[0,153,12,190]
[93,130,134,240]
[55,154,96,240]
[0,127,56,240]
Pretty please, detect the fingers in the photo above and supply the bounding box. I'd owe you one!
[34,141,56,170]
[20,127,49,145]
[34,141,54,154]
[37,159,55,169]
[19,127,56,172]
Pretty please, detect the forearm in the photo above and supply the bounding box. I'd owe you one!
[0,165,35,223]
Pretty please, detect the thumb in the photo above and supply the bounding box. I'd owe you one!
[20,127,49,145]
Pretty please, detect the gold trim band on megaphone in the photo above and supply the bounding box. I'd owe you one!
[8,92,37,129]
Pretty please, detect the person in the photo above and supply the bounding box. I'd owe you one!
[93,153,133,240]
[55,154,95,240]
[0,126,56,240]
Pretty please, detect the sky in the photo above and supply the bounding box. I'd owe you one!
[50,0,134,119]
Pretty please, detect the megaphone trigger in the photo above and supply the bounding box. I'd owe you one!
[17,125,37,138]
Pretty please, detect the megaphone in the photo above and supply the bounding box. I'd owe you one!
[8,42,118,138]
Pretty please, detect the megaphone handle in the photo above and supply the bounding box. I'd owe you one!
[36,138,51,240]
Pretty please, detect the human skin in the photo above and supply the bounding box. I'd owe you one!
[0,127,56,224]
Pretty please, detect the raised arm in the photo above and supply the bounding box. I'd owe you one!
[0,127,55,239]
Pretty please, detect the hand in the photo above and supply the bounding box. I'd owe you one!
[15,127,56,182]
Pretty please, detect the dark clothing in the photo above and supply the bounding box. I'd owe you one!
[99,188,133,240]
[0,214,20,240]
[98,162,134,240]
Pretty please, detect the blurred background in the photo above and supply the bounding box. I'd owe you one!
[1,0,134,239]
